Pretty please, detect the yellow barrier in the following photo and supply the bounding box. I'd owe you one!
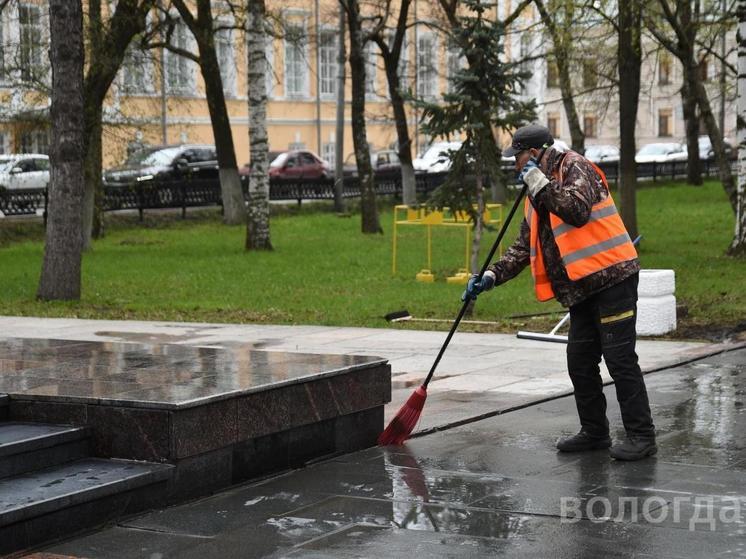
[392,204,503,282]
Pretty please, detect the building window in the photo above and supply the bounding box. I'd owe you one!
[121,43,153,94]
[319,32,337,98]
[0,132,8,154]
[582,59,596,89]
[215,28,236,97]
[547,60,559,88]
[288,140,305,150]
[446,43,464,94]
[285,26,308,98]
[322,142,335,167]
[365,42,377,98]
[417,33,437,99]
[265,37,275,99]
[658,109,672,137]
[583,115,597,138]
[547,114,560,138]
[19,4,44,82]
[165,20,194,95]
[20,130,49,154]
[659,53,671,85]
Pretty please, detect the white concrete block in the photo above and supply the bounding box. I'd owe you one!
[638,269,676,297]
[637,294,677,336]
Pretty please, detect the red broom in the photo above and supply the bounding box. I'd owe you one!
[379,157,544,446]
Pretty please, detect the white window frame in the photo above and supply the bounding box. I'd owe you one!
[365,41,378,99]
[265,36,276,99]
[417,32,438,99]
[284,23,309,99]
[446,43,464,94]
[120,42,155,95]
[215,24,236,98]
[322,142,335,167]
[19,3,45,83]
[318,30,337,99]
[165,18,197,96]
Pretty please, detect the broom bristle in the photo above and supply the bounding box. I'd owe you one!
[378,385,428,445]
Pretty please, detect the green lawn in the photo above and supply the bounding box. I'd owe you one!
[0,179,742,338]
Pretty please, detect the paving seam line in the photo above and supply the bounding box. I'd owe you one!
[410,341,746,439]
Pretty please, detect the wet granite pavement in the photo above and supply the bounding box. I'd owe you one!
[0,316,722,434]
[39,348,746,558]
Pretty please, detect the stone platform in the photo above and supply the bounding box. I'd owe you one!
[0,337,391,500]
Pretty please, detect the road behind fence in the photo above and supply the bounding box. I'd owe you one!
[0,159,730,219]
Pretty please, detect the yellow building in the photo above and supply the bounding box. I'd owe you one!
[0,0,488,169]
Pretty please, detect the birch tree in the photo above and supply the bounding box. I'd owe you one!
[732,0,746,256]
[38,0,85,300]
[246,0,272,250]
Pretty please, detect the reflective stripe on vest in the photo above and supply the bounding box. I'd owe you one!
[523,153,637,301]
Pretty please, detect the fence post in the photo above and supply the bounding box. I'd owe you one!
[182,180,187,219]
[137,182,144,221]
[42,187,48,228]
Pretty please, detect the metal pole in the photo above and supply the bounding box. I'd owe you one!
[333,5,346,212]
[315,0,322,155]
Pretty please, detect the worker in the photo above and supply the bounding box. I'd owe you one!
[463,124,656,461]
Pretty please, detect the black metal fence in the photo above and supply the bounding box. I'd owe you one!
[0,159,733,220]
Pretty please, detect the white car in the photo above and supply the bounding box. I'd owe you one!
[635,143,687,163]
[584,144,620,164]
[0,154,50,190]
[413,141,462,173]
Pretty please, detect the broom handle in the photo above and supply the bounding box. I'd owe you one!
[422,147,547,388]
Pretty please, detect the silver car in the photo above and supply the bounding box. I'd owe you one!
[0,154,50,190]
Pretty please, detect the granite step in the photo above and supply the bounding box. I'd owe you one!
[0,422,90,479]
[0,457,173,555]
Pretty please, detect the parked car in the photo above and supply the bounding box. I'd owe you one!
[103,144,218,186]
[343,150,401,177]
[635,142,688,163]
[239,150,286,177]
[584,144,620,164]
[0,154,49,190]
[268,150,331,179]
[698,136,733,161]
[413,141,462,173]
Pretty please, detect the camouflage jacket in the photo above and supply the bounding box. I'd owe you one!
[488,147,640,308]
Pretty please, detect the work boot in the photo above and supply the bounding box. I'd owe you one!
[609,435,657,461]
[556,430,612,452]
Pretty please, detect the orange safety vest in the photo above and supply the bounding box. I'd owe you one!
[524,153,637,302]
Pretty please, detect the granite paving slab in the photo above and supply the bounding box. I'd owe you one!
[0,338,386,409]
[43,347,746,558]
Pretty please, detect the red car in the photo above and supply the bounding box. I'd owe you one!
[268,151,331,179]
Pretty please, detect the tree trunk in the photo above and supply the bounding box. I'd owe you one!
[346,0,382,234]
[731,0,746,256]
[81,0,153,249]
[383,55,416,206]
[690,59,737,212]
[38,0,85,301]
[176,0,246,225]
[681,64,703,185]
[246,0,272,250]
[534,0,584,153]
[617,0,641,239]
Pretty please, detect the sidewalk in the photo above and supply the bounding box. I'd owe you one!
[38,346,746,558]
[0,316,734,435]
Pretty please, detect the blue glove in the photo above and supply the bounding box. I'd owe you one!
[461,271,497,302]
[517,158,539,185]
